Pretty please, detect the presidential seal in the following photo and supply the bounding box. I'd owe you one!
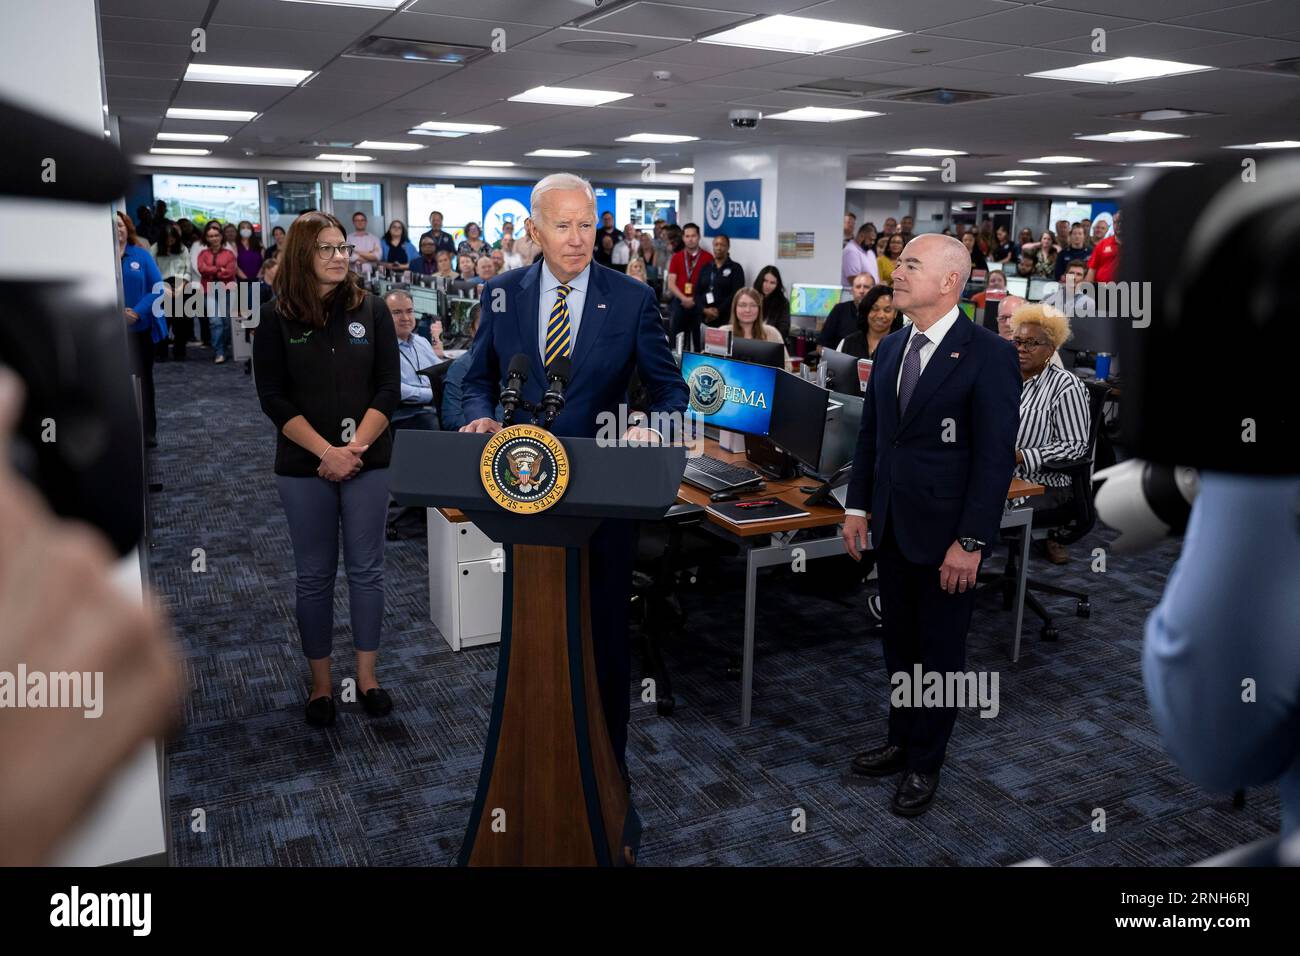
[479,424,570,514]
[686,362,726,417]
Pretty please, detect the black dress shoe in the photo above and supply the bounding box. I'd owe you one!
[358,687,393,717]
[892,769,940,817]
[305,695,335,727]
[850,744,907,777]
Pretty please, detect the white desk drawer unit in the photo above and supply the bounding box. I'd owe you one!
[428,508,503,650]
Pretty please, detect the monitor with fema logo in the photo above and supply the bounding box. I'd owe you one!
[680,352,777,437]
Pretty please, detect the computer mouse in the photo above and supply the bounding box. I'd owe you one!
[710,490,739,502]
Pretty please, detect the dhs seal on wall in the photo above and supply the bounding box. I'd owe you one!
[686,362,726,416]
[480,424,571,514]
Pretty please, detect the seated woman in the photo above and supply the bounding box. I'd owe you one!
[448,251,479,296]
[1007,303,1092,564]
[753,265,790,340]
[730,286,792,372]
[837,284,897,360]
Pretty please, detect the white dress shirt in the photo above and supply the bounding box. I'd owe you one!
[537,260,589,362]
[845,304,961,519]
[611,238,637,266]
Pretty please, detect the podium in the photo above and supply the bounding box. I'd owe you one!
[390,426,686,866]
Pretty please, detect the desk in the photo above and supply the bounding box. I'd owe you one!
[678,439,1044,726]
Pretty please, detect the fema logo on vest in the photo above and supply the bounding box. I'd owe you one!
[347,320,368,344]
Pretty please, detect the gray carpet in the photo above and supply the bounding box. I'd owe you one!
[149,354,1280,866]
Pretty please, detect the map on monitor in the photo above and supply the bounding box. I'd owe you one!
[790,284,843,318]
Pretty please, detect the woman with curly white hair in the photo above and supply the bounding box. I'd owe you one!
[1007,303,1091,563]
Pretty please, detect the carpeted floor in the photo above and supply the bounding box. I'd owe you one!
[149,354,1280,866]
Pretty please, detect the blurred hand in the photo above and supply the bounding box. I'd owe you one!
[461,418,501,435]
[0,367,182,865]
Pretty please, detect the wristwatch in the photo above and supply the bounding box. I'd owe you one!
[958,537,986,553]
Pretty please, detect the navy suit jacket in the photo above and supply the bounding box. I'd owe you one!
[462,259,688,439]
[845,313,1021,566]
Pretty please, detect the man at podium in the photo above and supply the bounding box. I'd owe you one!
[460,172,688,780]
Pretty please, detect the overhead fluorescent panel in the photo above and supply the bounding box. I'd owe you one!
[580,2,749,42]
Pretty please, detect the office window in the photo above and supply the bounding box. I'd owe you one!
[266,180,321,235]
[331,182,383,236]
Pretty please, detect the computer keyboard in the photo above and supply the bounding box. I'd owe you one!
[686,454,763,487]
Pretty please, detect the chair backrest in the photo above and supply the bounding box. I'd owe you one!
[1046,379,1112,544]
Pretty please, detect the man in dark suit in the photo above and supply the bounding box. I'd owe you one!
[460,173,688,777]
[841,233,1020,816]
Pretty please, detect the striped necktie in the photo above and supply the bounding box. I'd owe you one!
[545,282,573,367]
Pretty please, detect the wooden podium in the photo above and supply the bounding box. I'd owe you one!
[390,427,685,866]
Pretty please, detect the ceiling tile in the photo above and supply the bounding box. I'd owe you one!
[1169,0,1300,37]
[581,1,750,40]
[796,0,1026,34]
[1041,22,1245,57]
[928,5,1142,44]
[1039,0,1261,17]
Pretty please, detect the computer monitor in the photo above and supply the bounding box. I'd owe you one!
[446,296,478,336]
[1065,309,1118,356]
[1028,277,1054,302]
[680,352,777,438]
[789,284,842,318]
[766,370,830,472]
[820,347,862,397]
[985,262,1004,274]
[958,300,976,322]
[817,393,863,478]
[731,336,784,368]
[1004,275,1028,298]
[408,286,441,319]
[983,299,1002,333]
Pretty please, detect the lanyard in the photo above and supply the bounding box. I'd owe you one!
[684,250,701,282]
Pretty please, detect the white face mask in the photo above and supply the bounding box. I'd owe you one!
[239,228,252,238]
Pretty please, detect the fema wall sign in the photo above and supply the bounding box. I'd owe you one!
[479,424,571,514]
[702,178,761,240]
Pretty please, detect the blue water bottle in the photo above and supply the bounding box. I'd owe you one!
[1095,352,1112,381]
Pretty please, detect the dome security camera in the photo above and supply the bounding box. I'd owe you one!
[729,109,761,130]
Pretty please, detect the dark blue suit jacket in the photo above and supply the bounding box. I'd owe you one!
[462,259,688,439]
[845,313,1021,566]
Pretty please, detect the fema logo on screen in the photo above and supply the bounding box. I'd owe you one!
[701,178,761,239]
[705,189,726,231]
[687,363,726,416]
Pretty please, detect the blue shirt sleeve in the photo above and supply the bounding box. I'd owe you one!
[1143,473,1300,803]
[441,354,470,431]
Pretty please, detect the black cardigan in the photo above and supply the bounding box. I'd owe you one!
[253,290,401,477]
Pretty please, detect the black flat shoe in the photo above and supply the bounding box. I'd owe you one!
[892,769,940,817]
[305,695,335,727]
[851,743,907,777]
[358,687,393,717]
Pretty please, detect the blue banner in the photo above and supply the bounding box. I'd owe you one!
[702,178,761,239]
[480,185,532,245]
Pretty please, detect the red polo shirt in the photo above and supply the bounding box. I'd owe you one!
[1088,236,1121,283]
[668,247,713,296]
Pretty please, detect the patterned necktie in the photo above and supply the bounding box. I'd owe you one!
[545,283,573,367]
[897,331,930,416]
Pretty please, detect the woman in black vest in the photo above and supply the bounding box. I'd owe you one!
[253,212,401,727]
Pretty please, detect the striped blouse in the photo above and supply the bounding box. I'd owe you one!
[1016,362,1090,489]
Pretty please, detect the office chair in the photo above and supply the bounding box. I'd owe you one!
[630,503,738,716]
[983,379,1113,641]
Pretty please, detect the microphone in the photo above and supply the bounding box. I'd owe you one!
[500,354,530,425]
[539,355,573,430]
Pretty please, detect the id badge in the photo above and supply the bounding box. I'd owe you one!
[683,282,693,295]
[705,291,715,305]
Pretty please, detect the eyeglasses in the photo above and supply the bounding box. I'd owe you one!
[315,243,356,260]
[1012,337,1051,350]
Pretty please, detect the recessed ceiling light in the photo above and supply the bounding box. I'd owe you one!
[765,106,882,123]
[1224,140,1300,150]
[509,86,632,107]
[985,169,1042,176]
[1113,108,1215,121]
[616,133,699,144]
[670,167,695,174]
[993,180,1040,186]
[616,158,644,164]
[355,141,424,151]
[1028,57,1214,85]
[876,175,925,182]
[1020,155,1094,164]
[1077,183,1113,188]
[278,0,403,7]
[881,165,939,172]
[150,147,211,155]
[316,153,372,161]
[165,107,257,122]
[526,149,592,158]
[700,15,901,55]
[411,120,502,135]
[887,147,966,157]
[465,160,515,167]
[1109,175,1136,180]
[184,63,313,87]
[156,132,229,143]
[1134,160,1198,167]
[1075,129,1188,143]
